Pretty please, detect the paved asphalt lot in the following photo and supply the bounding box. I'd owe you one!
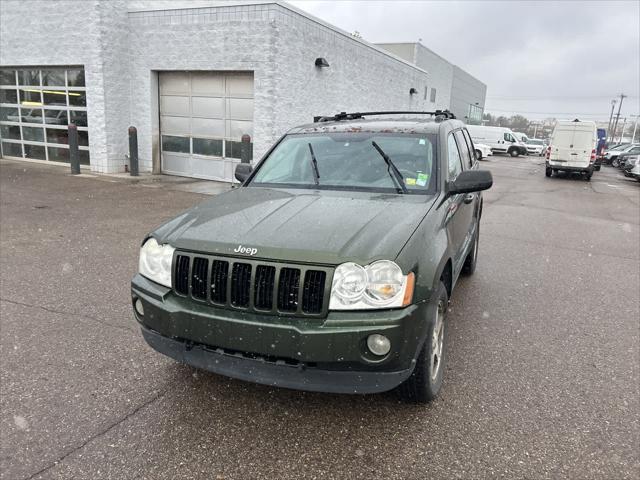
[1,156,638,479]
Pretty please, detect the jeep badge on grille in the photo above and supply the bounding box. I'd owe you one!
[234,245,258,256]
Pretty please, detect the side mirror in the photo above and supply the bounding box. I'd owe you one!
[448,170,493,195]
[235,163,253,183]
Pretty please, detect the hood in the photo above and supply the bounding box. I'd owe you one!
[153,187,436,265]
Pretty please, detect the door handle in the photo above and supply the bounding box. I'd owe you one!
[463,193,474,204]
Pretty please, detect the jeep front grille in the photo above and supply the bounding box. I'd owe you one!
[173,253,331,317]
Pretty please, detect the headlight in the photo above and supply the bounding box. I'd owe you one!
[139,238,175,287]
[331,262,367,302]
[329,260,414,310]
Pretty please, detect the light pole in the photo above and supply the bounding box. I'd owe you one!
[611,93,626,144]
[631,114,639,144]
[607,99,617,142]
[618,117,627,143]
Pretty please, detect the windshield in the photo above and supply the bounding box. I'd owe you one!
[528,139,544,145]
[249,133,437,194]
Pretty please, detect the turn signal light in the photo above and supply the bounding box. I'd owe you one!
[402,272,415,306]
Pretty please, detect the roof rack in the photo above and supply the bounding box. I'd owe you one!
[313,110,456,123]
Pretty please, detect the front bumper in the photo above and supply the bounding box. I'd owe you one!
[131,274,430,394]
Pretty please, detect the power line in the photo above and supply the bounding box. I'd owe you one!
[485,108,609,117]
[486,95,639,100]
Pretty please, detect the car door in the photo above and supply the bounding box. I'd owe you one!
[453,130,477,260]
[445,131,474,274]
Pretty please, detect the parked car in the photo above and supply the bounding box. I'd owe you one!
[629,161,640,182]
[621,154,639,175]
[612,145,640,168]
[603,143,632,165]
[131,110,493,403]
[525,138,545,156]
[545,119,597,180]
[474,143,493,160]
[466,125,528,157]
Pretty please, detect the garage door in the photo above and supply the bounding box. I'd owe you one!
[159,71,253,181]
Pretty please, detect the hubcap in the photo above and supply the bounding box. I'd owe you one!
[430,301,445,381]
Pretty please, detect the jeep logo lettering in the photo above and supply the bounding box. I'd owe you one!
[234,245,258,256]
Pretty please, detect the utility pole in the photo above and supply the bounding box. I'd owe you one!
[611,93,626,144]
[618,117,627,143]
[631,114,639,144]
[607,99,617,142]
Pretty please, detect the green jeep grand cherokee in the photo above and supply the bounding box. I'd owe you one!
[131,111,492,403]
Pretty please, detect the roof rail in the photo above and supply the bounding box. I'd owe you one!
[313,110,456,123]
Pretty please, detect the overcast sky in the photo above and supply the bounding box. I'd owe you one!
[290,0,640,122]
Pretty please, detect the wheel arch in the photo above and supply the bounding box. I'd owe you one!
[436,257,453,300]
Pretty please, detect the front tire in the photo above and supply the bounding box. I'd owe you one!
[545,167,552,177]
[399,282,448,403]
[509,148,519,157]
[475,149,483,161]
[612,158,620,168]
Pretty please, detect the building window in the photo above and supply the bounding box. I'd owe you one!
[424,86,428,100]
[430,87,437,103]
[0,66,89,164]
[467,104,483,124]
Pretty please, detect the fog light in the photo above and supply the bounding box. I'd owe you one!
[367,334,391,356]
[134,298,144,317]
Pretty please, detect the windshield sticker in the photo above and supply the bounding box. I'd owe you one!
[405,178,417,186]
[416,173,429,186]
[419,138,426,145]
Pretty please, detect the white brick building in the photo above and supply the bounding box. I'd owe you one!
[0,0,486,181]
[376,42,487,125]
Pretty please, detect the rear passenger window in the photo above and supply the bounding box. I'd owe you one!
[447,134,463,181]
[454,130,473,169]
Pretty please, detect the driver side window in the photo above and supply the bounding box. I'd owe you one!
[447,133,463,181]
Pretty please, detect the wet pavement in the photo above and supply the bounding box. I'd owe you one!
[1,157,638,479]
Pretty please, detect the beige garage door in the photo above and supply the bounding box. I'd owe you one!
[159,71,253,181]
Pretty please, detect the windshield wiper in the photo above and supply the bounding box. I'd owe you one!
[307,143,320,186]
[371,141,408,194]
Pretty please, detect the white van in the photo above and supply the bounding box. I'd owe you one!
[466,125,528,157]
[512,131,529,144]
[545,120,597,180]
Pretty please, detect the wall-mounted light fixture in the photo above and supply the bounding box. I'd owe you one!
[409,87,418,95]
[315,57,330,68]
